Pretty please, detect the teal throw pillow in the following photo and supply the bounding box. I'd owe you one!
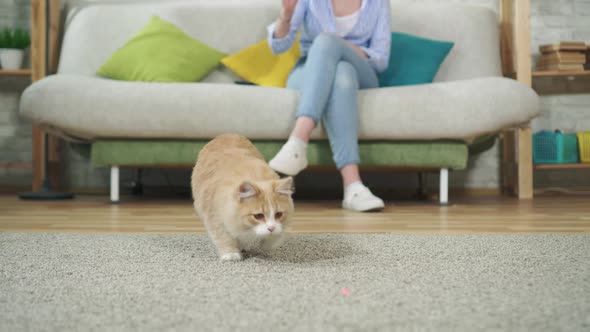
[378,32,454,87]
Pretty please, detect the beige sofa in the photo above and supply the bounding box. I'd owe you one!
[19,0,540,204]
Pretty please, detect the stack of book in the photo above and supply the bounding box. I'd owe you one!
[536,41,587,72]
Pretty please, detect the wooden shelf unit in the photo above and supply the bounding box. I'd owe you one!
[0,1,56,185]
[16,0,62,191]
[501,0,590,198]
[531,68,589,172]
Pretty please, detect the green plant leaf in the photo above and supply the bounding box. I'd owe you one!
[0,27,30,49]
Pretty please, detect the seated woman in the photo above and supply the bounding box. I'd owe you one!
[267,0,392,212]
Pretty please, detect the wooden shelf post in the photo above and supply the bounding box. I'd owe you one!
[30,0,61,191]
[514,0,533,199]
[500,0,533,199]
[30,0,46,191]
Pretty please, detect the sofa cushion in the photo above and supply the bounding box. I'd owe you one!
[221,37,300,87]
[90,139,469,170]
[378,32,454,87]
[20,75,539,142]
[96,16,225,83]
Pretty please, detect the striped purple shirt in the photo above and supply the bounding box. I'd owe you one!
[267,0,392,72]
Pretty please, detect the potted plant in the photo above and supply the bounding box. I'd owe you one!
[0,28,30,70]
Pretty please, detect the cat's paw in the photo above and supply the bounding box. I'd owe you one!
[220,252,243,261]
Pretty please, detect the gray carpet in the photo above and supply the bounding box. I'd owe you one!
[1,233,589,331]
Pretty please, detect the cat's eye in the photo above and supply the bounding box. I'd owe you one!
[253,213,265,221]
[275,212,283,219]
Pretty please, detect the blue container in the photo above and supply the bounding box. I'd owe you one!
[533,130,579,164]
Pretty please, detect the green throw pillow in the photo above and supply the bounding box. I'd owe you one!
[97,16,225,82]
[378,32,454,87]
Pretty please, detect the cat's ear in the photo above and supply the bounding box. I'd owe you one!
[238,181,259,201]
[275,177,294,196]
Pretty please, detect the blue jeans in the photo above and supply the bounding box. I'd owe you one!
[287,34,379,169]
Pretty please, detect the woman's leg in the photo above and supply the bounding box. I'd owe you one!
[340,164,361,188]
[284,63,314,141]
[324,61,384,212]
[271,35,384,211]
[270,34,378,176]
[268,63,312,176]
[295,34,379,125]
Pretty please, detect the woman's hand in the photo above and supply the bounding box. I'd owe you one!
[275,0,298,38]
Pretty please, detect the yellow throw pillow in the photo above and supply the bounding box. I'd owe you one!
[221,38,300,88]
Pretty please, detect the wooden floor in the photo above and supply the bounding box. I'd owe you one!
[1,194,590,234]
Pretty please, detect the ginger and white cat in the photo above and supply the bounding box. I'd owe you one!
[191,134,294,261]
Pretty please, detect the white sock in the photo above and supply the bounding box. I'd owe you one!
[286,135,307,151]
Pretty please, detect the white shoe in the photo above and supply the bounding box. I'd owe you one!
[342,183,385,212]
[269,137,308,176]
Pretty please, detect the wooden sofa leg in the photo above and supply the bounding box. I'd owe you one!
[439,168,449,206]
[517,127,533,199]
[110,166,119,203]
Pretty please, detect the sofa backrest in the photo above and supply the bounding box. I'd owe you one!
[58,0,502,82]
